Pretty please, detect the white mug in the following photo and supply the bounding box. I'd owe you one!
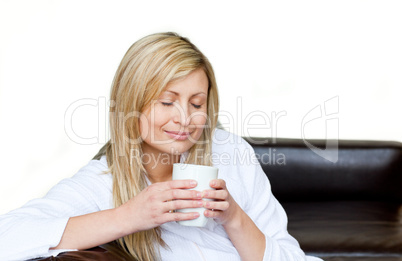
[172,163,219,227]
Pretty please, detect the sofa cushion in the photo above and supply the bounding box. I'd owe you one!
[27,243,133,261]
[283,201,402,256]
[322,257,402,261]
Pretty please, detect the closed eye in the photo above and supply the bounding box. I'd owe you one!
[161,102,173,106]
[192,104,202,109]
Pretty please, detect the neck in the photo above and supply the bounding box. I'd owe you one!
[142,146,181,183]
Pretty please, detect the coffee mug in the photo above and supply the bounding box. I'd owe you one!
[172,163,219,227]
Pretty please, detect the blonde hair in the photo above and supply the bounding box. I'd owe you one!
[104,32,219,260]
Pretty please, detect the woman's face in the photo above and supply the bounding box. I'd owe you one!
[140,68,209,157]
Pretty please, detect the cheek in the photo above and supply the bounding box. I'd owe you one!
[143,107,171,132]
[190,110,208,127]
[153,109,171,127]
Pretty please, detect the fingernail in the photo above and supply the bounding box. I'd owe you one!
[211,181,216,186]
[196,192,202,198]
[193,213,200,218]
[198,201,203,206]
[203,191,208,197]
[190,180,197,186]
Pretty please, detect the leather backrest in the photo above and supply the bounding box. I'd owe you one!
[245,138,402,202]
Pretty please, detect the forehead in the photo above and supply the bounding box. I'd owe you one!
[164,69,208,95]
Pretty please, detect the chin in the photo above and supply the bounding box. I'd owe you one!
[167,142,195,155]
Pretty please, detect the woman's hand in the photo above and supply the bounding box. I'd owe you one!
[118,179,203,234]
[202,179,266,261]
[201,179,242,226]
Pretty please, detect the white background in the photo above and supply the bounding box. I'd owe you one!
[1,0,401,214]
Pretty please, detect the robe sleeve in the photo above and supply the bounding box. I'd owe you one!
[0,157,112,261]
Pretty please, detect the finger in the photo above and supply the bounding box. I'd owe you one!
[160,189,202,202]
[164,179,198,190]
[164,200,203,212]
[204,209,221,218]
[163,212,200,223]
[202,189,229,200]
[203,200,229,211]
[209,179,226,189]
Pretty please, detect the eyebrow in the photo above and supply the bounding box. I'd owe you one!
[165,90,207,97]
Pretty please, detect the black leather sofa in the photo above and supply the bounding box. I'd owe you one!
[246,137,402,261]
[32,137,402,261]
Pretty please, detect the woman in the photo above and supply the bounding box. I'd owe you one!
[0,32,321,261]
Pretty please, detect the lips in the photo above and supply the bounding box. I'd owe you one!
[164,130,191,141]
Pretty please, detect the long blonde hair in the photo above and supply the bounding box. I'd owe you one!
[104,32,219,260]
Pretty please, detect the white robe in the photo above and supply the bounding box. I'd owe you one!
[0,129,322,261]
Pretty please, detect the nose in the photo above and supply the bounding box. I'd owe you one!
[172,103,190,127]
